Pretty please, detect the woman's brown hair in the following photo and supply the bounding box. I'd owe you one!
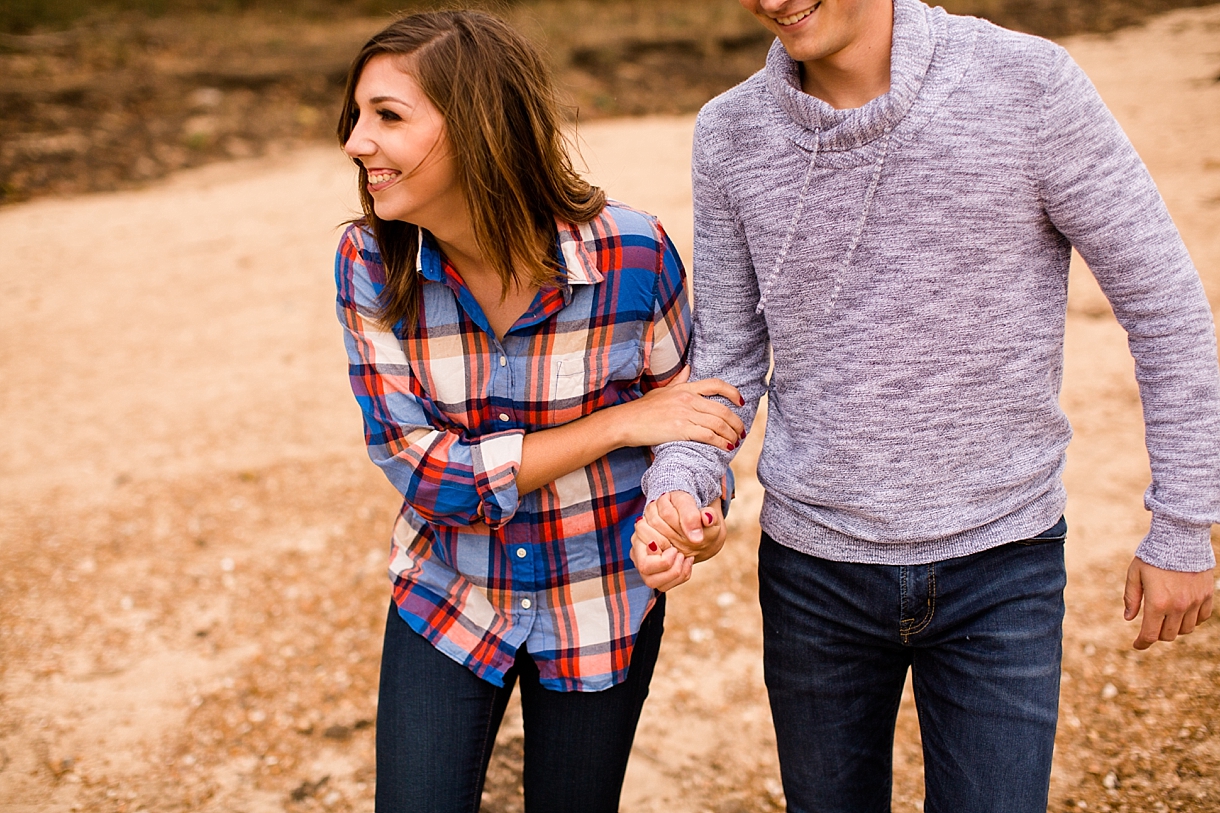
[337,9,606,331]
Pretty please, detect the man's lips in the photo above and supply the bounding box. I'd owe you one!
[777,3,820,26]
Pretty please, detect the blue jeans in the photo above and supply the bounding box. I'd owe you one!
[759,519,1067,813]
[375,594,665,813]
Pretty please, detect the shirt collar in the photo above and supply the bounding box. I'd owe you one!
[414,217,606,288]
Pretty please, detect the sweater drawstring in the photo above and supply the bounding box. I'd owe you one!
[756,128,819,315]
[755,128,892,317]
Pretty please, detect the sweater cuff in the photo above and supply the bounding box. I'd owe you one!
[641,465,705,508]
[1134,514,1217,572]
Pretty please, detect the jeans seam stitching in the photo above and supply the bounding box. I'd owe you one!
[899,566,913,644]
[903,565,937,639]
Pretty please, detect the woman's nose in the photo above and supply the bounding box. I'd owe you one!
[344,119,373,158]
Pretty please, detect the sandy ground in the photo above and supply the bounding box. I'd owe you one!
[2,6,1220,812]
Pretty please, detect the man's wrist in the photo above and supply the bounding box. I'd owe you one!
[1135,514,1216,572]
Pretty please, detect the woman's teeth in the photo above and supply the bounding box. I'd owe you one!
[777,6,817,26]
[368,172,397,185]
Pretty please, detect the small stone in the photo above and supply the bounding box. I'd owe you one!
[1103,772,1118,789]
[1101,683,1119,700]
[188,87,223,109]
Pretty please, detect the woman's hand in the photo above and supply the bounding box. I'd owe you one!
[630,515,694,592]
[645,492,728,563]
[630,503,727,591]
[611,367,746,451]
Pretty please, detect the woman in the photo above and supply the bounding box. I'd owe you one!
[334,11,742,812]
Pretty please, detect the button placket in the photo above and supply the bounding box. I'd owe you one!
[491,338,513,426]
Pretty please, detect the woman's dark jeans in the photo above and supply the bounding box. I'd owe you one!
[375,594,665,813]
[759,520,1068,813]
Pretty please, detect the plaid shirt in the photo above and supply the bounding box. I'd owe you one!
[336,203,692,691]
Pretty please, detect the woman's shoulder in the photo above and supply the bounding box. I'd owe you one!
[335,220,387,289]
[596,200,666,244]
[337,220,378,258]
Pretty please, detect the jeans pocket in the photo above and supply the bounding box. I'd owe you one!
[1012,516,1068,546]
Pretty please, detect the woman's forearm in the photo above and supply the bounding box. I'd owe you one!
[516,407,626,496]
[514,372,744,497]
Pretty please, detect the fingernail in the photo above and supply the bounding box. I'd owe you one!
[740,431,746,439]
[648,541,658,552]
[704,512,714,524]
[728,442,736,451]
[738,396,746,406]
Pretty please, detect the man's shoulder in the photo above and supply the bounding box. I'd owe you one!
[943,8,1067,73]
[694,70,773,160]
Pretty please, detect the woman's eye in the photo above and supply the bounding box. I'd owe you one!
[377,108,402,122]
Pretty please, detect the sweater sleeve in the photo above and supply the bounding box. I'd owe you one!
[335,226,523,529]
[642,121,772,509]
[1037,49,1220,571]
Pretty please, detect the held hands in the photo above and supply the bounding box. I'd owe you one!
[1123,558,1214,650]
[629,492,728,592]
[614,367,746,452]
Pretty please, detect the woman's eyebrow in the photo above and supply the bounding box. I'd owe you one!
[368,95,412,105]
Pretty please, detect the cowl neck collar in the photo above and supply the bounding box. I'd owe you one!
[765,0,937,152]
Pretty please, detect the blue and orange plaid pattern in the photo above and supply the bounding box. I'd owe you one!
[336,203,691,691]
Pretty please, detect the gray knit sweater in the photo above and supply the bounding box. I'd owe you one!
[642,0,1220,571]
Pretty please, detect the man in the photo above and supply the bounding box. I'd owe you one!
[631,0,1219,809]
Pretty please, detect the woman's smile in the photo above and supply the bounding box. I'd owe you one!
[365,168,401,192]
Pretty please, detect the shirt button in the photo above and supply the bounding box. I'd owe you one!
[520,598,532,610]
[516,548,527,559]
[500,356,507,367]
[499,413,510,422]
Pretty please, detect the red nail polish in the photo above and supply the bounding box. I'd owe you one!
[740,431,747,440]
[704,512,714,524]
[739,396,746,406]
[729,442,737,451]
[648,541,658,552]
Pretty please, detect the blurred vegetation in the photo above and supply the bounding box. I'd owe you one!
[2,0,1217,204]
[4,0,1219,36]
[0,0,419,34]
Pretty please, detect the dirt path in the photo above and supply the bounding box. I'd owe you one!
[2,7,1219,812]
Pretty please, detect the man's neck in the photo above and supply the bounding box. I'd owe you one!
[800,2,894,110]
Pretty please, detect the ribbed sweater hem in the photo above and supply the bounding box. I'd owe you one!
[758,486,1068,566]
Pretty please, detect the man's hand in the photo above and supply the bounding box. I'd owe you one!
[644,491,728,563]
[1123,558,1215,650]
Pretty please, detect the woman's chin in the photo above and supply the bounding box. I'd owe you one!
[371,200,407,223]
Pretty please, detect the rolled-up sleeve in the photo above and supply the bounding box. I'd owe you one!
[336,225,523,528]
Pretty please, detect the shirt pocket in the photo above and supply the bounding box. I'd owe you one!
[551,342,645,405]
